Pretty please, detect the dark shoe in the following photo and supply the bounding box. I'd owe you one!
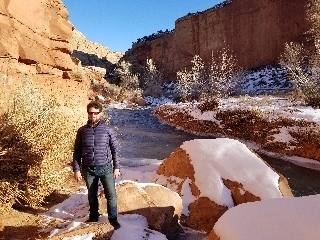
[109,219,121,230]
[86,215,99,223]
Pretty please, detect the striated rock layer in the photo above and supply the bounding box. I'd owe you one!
[124,0,311,81]
[0,0,74,77]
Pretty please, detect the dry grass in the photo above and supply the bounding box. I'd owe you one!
[0,69,128,211]
[155,103,320,161]
[198,99,220,113]
[90,77,141,103]
[0,77,85,209]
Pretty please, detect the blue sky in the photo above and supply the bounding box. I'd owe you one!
[62,1,225,53]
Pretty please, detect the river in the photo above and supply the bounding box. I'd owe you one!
[107,106,320,197]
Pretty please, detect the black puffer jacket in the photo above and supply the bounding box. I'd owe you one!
[72,120,119,172]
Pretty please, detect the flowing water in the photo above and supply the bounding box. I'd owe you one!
[107,106,320,197]
[107,106,320,239]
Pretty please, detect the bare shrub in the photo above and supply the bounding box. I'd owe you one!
[0,80,83,207]
[90,78,125,104]
[115,60,141,96]
[177,55,206,101]
[0,181,28,213]
[308,0,320,38]
[207,48,243,99]
[198,99,220,113]
[279,0,320,108]
[0,75,15,113]
[141,58,164,98]
[177,48,243,102]
[69,67,85,80]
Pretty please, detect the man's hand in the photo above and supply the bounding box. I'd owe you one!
[114,169,120,179]
[74,171,82,182]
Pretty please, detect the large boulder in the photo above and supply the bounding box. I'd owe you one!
[0,0,74,77]
[100,180,183,239]
[207,194,320,240]
[154,138,293,233]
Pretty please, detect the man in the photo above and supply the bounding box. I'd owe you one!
[73,101,121,229]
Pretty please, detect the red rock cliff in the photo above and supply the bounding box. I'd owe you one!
[0,0,74,77]
[124,0,311,80]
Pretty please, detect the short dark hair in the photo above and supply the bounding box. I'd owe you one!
[87,101,103,113]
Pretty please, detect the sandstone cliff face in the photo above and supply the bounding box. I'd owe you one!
[0,0,74,77]
[71,29,123,70]
[124,0,311,81]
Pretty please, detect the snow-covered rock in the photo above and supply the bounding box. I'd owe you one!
[103,181,183,239]
[154,138,293,232]
[208,194,320,240]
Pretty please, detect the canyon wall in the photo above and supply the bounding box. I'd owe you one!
[124,0,311,81]
[71,29,123,70]
[0,0,74,77]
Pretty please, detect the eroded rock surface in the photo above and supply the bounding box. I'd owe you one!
[100,181,182,239]
[71,29,123,71]
[0,0,75,77]
[124,0,311,81]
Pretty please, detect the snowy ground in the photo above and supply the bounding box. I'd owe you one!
[39,66,320,239]
[39,138,320,240]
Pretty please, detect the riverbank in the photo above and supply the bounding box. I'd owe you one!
[1,100,320,240]
[154,96,320,169]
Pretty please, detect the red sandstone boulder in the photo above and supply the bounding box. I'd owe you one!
[101,181,183,239]
[154,138,293,233]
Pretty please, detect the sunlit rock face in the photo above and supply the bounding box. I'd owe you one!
[154,138,293,233]
[100,181,183,239]
[0,0,74,77]
[124,0,310,81]
[70,29,123,70]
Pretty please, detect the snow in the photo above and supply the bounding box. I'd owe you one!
[213,194,320,240]
[40,176,168,240]
[38,67,320,239]
[157,95,320,171]
[181,139,282,208]
[39,138,320,239]
[180,178,196,216]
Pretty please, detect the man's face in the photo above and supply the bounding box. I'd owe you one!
[87,107,102,124]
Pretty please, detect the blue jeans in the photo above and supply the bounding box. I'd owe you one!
[82,162,118,220]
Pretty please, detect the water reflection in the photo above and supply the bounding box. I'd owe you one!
[107,106,320,197]
[258,154,320,197]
